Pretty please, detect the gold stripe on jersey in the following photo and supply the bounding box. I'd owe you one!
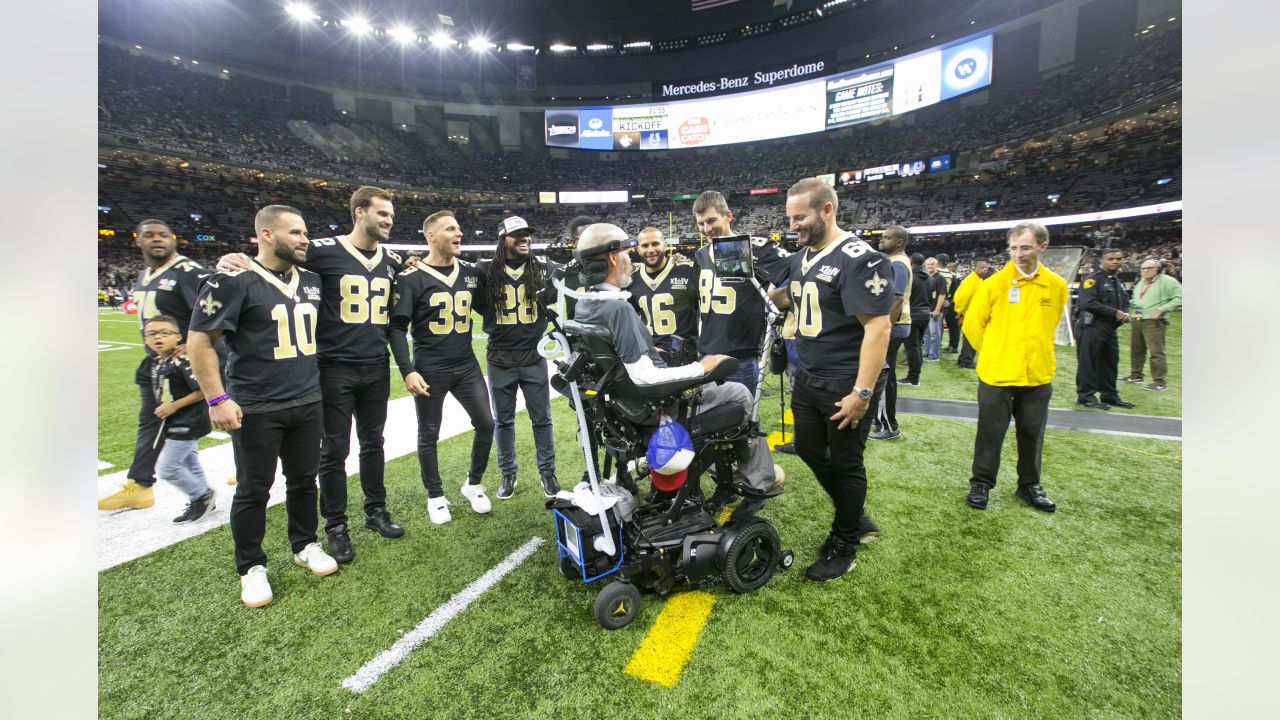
[248,261,301,300]
[338,235,384,271]
[504,263,526,281]
[420,262,461,287]
[639,259,676,291]
[141,254,189,285]
[798,234,850,276]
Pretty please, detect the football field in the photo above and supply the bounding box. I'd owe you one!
[97,308,1181,719]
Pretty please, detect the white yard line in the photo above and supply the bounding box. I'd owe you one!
[97,362,559,571]
[98,461,113,470]
[340,536,545,694]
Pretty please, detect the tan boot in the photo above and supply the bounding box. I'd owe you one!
[98,479,155,510]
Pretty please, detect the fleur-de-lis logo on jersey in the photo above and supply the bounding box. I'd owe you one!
[200,295,223,316]
[865,273,888,296]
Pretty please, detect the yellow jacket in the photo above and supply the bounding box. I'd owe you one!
[962,261,1068,387]
[952,272,982,315]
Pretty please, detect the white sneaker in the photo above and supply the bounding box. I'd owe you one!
[460,482,492,514]
[427,496,452,525]
[292,542,338,577]
[240,565,272,608]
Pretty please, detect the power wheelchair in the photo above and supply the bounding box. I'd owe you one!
[547,317,793,630]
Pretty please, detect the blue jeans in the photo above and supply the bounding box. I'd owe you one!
[489,362,556,479]
[721,356,760,398]
[925,315,943,359]
[155,437,210,501]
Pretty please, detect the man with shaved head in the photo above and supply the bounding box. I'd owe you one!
[572,223,783,517]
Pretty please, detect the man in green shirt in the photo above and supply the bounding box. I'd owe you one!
[1122,258,1182,391]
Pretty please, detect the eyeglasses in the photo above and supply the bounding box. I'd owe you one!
[143,330,180,338]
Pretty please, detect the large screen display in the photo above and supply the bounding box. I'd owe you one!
[545,33,993,151]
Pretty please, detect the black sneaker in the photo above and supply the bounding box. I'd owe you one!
[1015,484,1057,512]
[869,426,902,441]
[774,441,797,455]
[1120,376,1144,384]
[326,524,355,564]
[540,473,561,498]
[805,539,857,582]
[496,474,517,500]
[364,510,405,538]
[966,483,990,509]
[897,378,920,386]
[172,490,216,524]
[856,515,881,544]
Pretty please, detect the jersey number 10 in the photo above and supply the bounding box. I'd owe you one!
[271,303,319,359]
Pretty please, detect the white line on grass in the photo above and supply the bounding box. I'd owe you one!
[98,460,113,470]
[208,431,230,440]
[341,536,545,694]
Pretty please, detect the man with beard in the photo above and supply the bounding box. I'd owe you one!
[768,179,892,582]
[188,205,337,608]
[692,191,790,399]
[869,225,913,442]
[478,216,560,500]
[390,211,495,525]
[99,219,214,512]
[216,187,406,565]
[628,226,699,365]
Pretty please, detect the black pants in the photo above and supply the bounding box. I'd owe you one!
[1075,323,1120,403]
[792,368,888,545]
[129,356,164,487]
[318,358,391,532]
[970,381,1052,490]
[875,334,907,431]
[943,306,960,350]
[957,332,977,368]
[412,360,495,498]
[229,401,322,576]
[903,314,929,382]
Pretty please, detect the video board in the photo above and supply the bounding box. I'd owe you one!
[545,33,993,151]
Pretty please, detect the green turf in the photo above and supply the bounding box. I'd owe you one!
[896,312,1182,418]
[98,321,1181,718]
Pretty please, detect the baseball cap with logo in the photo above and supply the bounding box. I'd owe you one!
[497,216,535,238]
[647,417,695,492]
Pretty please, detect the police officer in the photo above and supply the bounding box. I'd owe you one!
[1074,249,1135,410]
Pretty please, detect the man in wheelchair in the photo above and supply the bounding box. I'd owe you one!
[557,223,783,519]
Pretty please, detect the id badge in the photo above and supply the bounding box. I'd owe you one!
[1008,286,1020,303]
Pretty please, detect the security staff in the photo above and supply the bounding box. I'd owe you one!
[1074,249,1134,410]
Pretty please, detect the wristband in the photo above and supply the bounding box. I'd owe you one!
[207,393,230,407]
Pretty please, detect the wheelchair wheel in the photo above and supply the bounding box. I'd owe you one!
[721,520,781,593]
[780,549,795,569]
[594,581,642,630]
[557,555,579,581]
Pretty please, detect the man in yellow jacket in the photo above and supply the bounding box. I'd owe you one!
[961,222,1068,513]
[951,259,992,369]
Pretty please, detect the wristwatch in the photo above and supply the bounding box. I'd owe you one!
[852,386,873,401]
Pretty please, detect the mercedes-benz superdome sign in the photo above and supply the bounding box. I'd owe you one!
[544,32,992,152]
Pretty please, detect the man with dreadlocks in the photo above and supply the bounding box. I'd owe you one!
[478,216,561,500]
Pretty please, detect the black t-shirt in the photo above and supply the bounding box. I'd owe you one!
[302,236,403,363]
[475,257,558,368]
[787,236,893,385]
[133,255,209,355]
[909,266,932,317]
[390,261,487,372]
[693,236,791,358]
[189,262,323,408]
[575,294,665,367]
[628,258,700,343]
[151,355,211,440]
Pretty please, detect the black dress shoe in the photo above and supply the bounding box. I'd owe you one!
[326,525,355,563]
[1077,400,1110,410]
[966,483,989,509]
[364,511,405,538]
[1103,398,1136,409]
[1015,484,1057,512]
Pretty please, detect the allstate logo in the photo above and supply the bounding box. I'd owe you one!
[588,117,603,130]
[953,58,977,79]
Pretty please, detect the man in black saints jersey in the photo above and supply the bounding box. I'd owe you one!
[390,210,495,525]
[551,215,597,321]
[769,178,893,583]
[218,186,407,564]
[478,216,560,500]
[188,205,338,609]
[692,191,791,399]
[629,226,700,365]
[100,220,215,512]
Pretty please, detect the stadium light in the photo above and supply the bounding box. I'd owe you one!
[430,32,453,47]
[586,43,611,51]
[389,26,417,45]
[506,42,535,51]
[549,43,576,52]
[468,36,493,51]
[285,3,318,22]
[344,16,372,36]
[623,41,650,49]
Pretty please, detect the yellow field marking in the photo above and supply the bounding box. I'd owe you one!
[624,590,716,688]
